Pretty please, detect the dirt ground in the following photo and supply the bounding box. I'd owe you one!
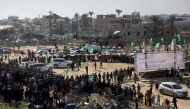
[8,45,190,109]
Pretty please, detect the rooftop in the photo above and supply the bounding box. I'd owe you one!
[0,25,13,30]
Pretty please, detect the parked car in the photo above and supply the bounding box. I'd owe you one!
[35,50,49,54]
[58,48,70,55]
[70,48,80,54]
[16,39,22,43]
[29,63,53,72]
[159,82,188,97]
[50,58,72,68]
[50,48,59,54]
[0,47,11,54]
[20,61,35,68]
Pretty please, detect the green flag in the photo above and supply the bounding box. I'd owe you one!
[174,38,176,45]
[56,54,58,58]
[183,40,186,48]
[45,56,48,64]
[88,96,92,100]
[131,42,134,52]
[12,42,14,47]
[156,42,160,52]
[161,38,164,43]
[177,34,180,42]
[66,66,70,75]
[8,54,10,60]
[35,54,39,57]
[150,38,153,44]
[89,73,95,81]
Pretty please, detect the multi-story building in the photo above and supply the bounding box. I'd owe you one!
[41,14,70,36]
[78,17,97,36]
[96,12,144,40]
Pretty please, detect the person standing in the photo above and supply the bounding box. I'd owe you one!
[155,83,159,92]
[157,94,160,105]
[71,62,74,71]
[172,96,178,109]
[137,83,141,93]
[94,61,97,71]
[134,97,138,109]
[85,66,88,76]
[61,89,66,102]
[100,57,103,68]
[176,67,180,77]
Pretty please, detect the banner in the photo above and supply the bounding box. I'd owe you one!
[147,52,174,70]
[134,53,146,72]
[175,51,185,69]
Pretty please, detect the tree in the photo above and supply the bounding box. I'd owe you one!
[80,14,89,29]
[89,11,94,19]
[148,15,162,37]
[116,9,122,17]
[107,29,114,36]
[166,15,176,38]
[89,11,94,27]
[74,13,79,35]
[64,17,70,23]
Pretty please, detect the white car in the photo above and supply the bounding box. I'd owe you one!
[29,63,53,72]
[50,58,72,68]
[16,39,22,43]
[159,82,188,97]
[70,48,80,54]
[20,61,35,68]
[35,50,49,54]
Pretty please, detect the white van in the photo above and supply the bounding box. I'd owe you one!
[80,45,101,53]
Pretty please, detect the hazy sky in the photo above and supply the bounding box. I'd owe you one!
[0,0,190,19]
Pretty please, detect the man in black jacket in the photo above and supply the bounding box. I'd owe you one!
[172,96,178,109]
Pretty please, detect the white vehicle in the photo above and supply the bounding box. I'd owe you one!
[29,63,53,72]
[50,48,59,54]
[159,82,188,97]
[31,38,39,42]
[20,61,35,68]
[80,45,101,53]
[50,58,72,68]
[16,39,22,43]
[33,46,48,52]
[35,50,49,54]
[70,48,80,54]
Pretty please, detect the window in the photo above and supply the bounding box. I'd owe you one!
[144,31,147,36]
[137,32,140,36]
[128,32,130,35]
[167,31,170,33]
[163,84,172,89]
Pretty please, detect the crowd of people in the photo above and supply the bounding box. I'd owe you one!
[0,52,137,109]
[0,46,181,109]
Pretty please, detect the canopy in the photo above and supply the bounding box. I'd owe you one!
[114,31,120,34]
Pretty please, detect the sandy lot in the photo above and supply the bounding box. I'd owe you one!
[7,45,190,109]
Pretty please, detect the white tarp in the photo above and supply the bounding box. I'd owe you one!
[134,53,146,72]
[175,51,185,69]
[147,52,174,70]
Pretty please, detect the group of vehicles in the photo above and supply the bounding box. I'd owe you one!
[20,58,73,72]
[34,45,102,56]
